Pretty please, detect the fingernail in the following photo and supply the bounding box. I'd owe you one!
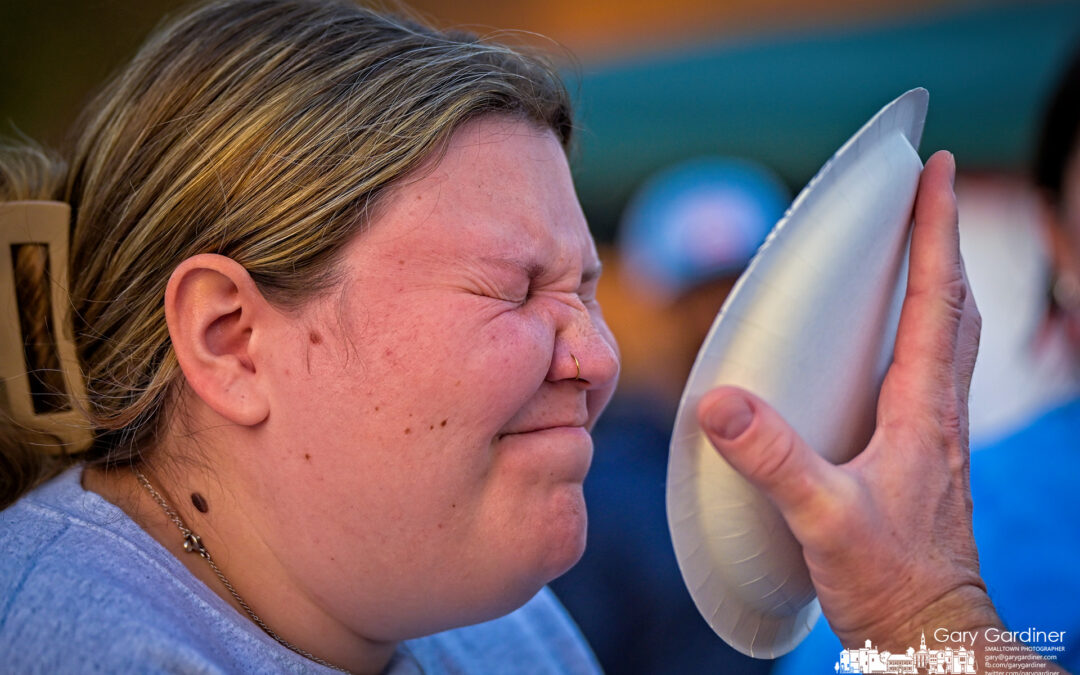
[947,151,956,187]
[705,395,754,441]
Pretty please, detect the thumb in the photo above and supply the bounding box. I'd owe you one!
[697,386,841,533]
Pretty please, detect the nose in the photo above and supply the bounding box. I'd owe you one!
[547,302,620,390]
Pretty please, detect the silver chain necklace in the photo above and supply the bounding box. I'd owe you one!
[133,470,351,673]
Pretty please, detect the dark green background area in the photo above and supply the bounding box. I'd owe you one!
[2,0,1079,241]
[569,0,1080,239]
[0,0,189,145]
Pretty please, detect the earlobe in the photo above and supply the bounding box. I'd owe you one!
[165,254,271,426]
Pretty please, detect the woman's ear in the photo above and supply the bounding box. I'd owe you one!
[165,253,272,426]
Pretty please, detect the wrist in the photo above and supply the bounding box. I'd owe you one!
[835,583,1002,650]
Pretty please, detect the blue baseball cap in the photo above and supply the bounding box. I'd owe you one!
[618,157,790,302]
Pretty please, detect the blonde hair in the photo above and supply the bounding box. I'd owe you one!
[0,0,571,506]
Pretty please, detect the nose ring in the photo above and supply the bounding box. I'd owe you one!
[571,353,582,381]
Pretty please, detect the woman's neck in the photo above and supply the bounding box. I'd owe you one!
[82,459,398,674]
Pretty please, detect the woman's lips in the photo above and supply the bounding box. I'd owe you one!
[499,424,588,438]
[496,425,593,481]
[499,410,590,438]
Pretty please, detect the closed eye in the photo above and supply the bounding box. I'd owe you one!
[578,262,602,303]
[581,262,602,288]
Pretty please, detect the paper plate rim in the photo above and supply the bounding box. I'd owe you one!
[666,87,929,659]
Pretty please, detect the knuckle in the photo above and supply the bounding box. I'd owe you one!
[942,277,967,313]
[969,304,983,338]
[934,407,971,473]
[968,287,981,316]
[814,492,855,534]
[944,437,970,476]
[747,427,799,487]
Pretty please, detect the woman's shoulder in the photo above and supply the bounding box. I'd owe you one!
[0,466,327,674]
[1,466,172,599]
[0,469,599,674]
[401,587,601,674]
[0,467,205,669]
[0,466,136,603]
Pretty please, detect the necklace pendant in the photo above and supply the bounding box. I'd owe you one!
[183,532,207,558]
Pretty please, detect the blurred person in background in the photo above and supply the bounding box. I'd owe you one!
[957,174,1079,445]
[773,40,1080,675]
[551,158,790,675]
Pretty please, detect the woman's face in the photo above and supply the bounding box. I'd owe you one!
[247,116,619,639]
[1056,146,1080,273]
[1048,142,1080,343]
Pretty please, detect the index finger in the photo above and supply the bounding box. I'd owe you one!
[881,150,965,422]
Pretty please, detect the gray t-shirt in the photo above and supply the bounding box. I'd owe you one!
[0,466,601,674]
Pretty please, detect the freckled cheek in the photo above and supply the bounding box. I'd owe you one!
[270,327,353,389]
[285,432,489,522]
[477,313,553,378]
[450,324,550,435]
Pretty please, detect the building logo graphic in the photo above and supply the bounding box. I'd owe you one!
[836,631,977,674]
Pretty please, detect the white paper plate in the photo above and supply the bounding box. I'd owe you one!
[666,88,928,658]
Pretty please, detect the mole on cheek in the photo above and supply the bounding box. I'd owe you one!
[309,331,322,345]
[304,453,311,461]
[191,493,209,513]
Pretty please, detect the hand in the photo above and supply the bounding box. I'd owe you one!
[697,151,1000,648]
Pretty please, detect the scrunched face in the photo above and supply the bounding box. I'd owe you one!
[246,116,619,640]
